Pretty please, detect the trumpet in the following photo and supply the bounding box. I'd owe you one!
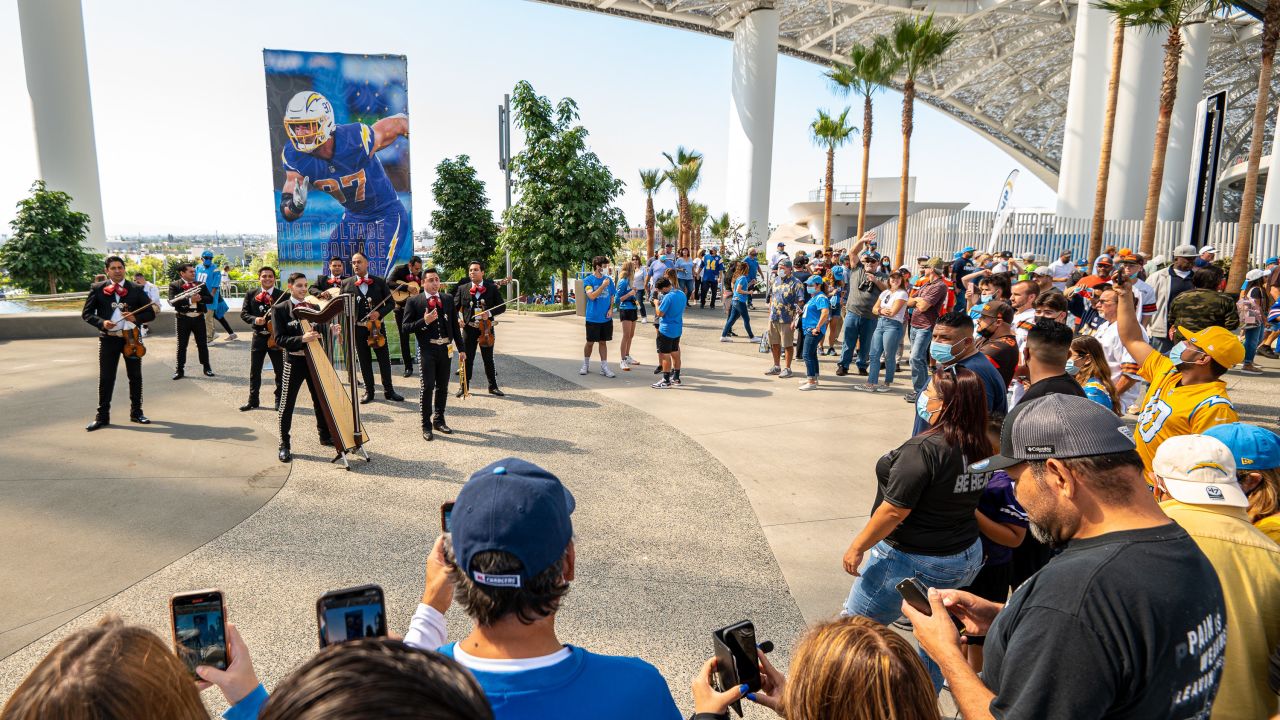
[170,282,206,303]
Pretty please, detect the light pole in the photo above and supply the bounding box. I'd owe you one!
[498,94,512,302]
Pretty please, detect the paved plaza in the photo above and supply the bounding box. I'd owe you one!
[2,306,1278,714]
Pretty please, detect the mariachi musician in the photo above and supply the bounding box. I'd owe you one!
[169,263,216,380]
[341,251,404,404]
[453,259,506,397]
[83,255,157,431]
[388,255,424,377]
[310,256,350,298]
[402,267,464,442]
[238,266,284,411]
[273,272,334,463]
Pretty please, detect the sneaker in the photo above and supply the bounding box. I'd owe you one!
[1258,345,1277,359]
[749,337,760,343]
[891,616,913,630]
[579,361,589,375]
[873,384,893,393]
[640,317,650,324]
[835,366,849,376]
[226,333,238,341]
[720,336,733,343]
[855,383,876,392]
[779,367,794,379]
[671,376,682,386]
[858,366,868,376]
[620,359,631,371]
[904,392,919,403]
[1239,363,1264,375]
[799,381,818,391]
[764,365,781,376]
[651,379,671,389]
[626,355,641,365]
[653,365,663,375]
[601,365,616,378]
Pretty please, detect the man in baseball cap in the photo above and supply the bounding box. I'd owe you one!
[1113,268,1240,471]
[907,395,1226,720]
[1205,422,1280,542]
[405,458,684,719]
[1153,435,1280,720]
[1195,245,1217,268]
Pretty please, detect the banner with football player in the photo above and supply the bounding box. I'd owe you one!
[263,49,413,278]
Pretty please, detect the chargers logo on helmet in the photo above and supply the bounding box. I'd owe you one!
[283,91,335,153]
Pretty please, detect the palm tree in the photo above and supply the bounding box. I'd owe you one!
[828,42,898,240]
[1226,0,1280,291]
[638,169,665,259]
[877,14,959,268]
[663,147,703,252]
[690,201,710,251]
[1096,0,1223,257]
[811,108,859,256]
[656,209,680,250]
[708,212,733,255]
[1089,15,1127,265]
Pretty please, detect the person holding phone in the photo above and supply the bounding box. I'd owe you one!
[615,260,641,370]
[580,255,616,378]
[273,273,333,463]
[841,365,991,688]
[797,275,830,391]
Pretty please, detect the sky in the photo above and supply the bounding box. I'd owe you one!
[0,0,1057,237]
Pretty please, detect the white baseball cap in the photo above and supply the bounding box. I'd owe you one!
[1152,434,1248,508]
[1173,244,1198,258]
[1247,268,1265,282]
[1033,266,1053,277]
[1201,245,1217,255]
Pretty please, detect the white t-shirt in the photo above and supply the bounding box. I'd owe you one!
[1095,320,1148,408]
[404,602,572,673]
[1048,259,1075,289]
[1131,278,1157,321]
[878,289,909,323]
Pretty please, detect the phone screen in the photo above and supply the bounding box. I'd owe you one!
[441,501,455,533]
[317,584,386,647]
[171,590,227,676]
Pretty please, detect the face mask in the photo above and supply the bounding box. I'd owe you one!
[1065,359,1079,376]
[915,391,937,424]
[980,293,993,303]
[930,339,961,364]
[1167,341,1189,366]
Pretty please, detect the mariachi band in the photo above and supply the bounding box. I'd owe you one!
[83,252,506,464]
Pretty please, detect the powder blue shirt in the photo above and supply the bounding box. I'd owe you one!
[801,294,830,331]
[732,275,751,303]
[583,274,614,323]
[675,258,694,280]
[616,277,637,310]
[658,289,687,337]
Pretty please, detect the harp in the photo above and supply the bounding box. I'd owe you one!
[292,294,370,469]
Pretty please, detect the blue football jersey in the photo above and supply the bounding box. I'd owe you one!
[282,123,399,216]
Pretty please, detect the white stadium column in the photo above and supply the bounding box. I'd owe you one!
[17,0,107,251]
[1260,123,1280,225]
[726,7,779,245]
[1158,22,1210,221]
[1105,26,1167,220]
[1055,2,1111,219]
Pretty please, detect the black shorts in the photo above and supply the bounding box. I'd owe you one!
[961,560,1012,603]
[656,332,681,354]
[618,309,638,322]
[586,320,614,342]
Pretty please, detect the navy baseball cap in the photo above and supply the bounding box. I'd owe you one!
[452,458,576,588]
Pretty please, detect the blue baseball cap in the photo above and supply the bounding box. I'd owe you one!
[962,246,976,253]
[201,250,214,259]
[1203,423,1280,471]
[805,275,823,286]
[953,251,963,259]
[452,458,576,587]
[1267,257,1279,265]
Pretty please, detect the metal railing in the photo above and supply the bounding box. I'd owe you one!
[837,209,1280,265]
[808,185,866,203]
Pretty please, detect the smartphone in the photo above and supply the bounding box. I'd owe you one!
[170,589,229,677]
[711,620,761,717]
[441,501,455,534]
[896,577,932,617]
[316,584,387,648]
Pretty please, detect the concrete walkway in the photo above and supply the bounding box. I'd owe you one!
[0,337,286,660]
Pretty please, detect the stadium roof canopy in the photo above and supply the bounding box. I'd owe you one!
[532,0,1272,187]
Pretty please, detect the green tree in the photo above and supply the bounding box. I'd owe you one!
[708,212,733,255]
[810,108,858,256]
[828,42,898,239]
[501,80,626,309]
[1096,0,1223,257]
[638,169,665,259]
[126,256,166,283]
[0,180,96,294]
[430,155,498,278]
[656,209,680,250]
[689,201,710,250]
[662,147,703,253]
[164,256,188,282]
[249,250,279,275]
[876,14,959,268]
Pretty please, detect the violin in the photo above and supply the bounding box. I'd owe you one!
[113,302,159,358]
[365,316,387,348]
[477,302,495,348]
[266,318,277,349]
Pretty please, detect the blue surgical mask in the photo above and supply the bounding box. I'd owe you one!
[1065,359,1079,376]
[980,293,993,303]
[915,390,937,424]
[930,340,958,364]
[1168,341,1189,366]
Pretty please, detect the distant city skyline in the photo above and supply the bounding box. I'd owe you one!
[0,0,1058,238]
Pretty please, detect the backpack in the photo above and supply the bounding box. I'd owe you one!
[1238,287,1264,328]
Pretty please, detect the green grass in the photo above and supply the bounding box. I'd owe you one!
[522,303,577,313]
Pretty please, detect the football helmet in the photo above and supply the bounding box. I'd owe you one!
[283,91,335,153]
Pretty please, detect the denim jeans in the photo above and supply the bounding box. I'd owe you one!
[1243,325,1263,364]
[908,325,934,393]
[867,318,905,385]
[679,278,694,300]
[843,537,984,691]
[802,330,822,378]
[839,312,878,371]
[721,299,755,339]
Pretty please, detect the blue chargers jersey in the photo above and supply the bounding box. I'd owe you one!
[282,123,399,216]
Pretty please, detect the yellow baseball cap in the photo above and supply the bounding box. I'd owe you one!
[1177,326,1245,369]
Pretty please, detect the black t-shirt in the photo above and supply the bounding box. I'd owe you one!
[983,523,1225,719]
[872,432,984,555]
[1020,373,1086,404]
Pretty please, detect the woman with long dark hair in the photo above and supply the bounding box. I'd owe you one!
[720,262,757,342]
[1069,335,1121,415]
[840,365,991,687]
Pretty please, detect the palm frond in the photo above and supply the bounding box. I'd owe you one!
[811,107,859,150]
[639,168,666,195]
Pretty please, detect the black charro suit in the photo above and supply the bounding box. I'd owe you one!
[340,274,399,400]
[239,286,284,408]
[168,280,215,374]
[82,279,157,423]
[452,278,505,391]
[403,290,464,430]
[272,299,331,450]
